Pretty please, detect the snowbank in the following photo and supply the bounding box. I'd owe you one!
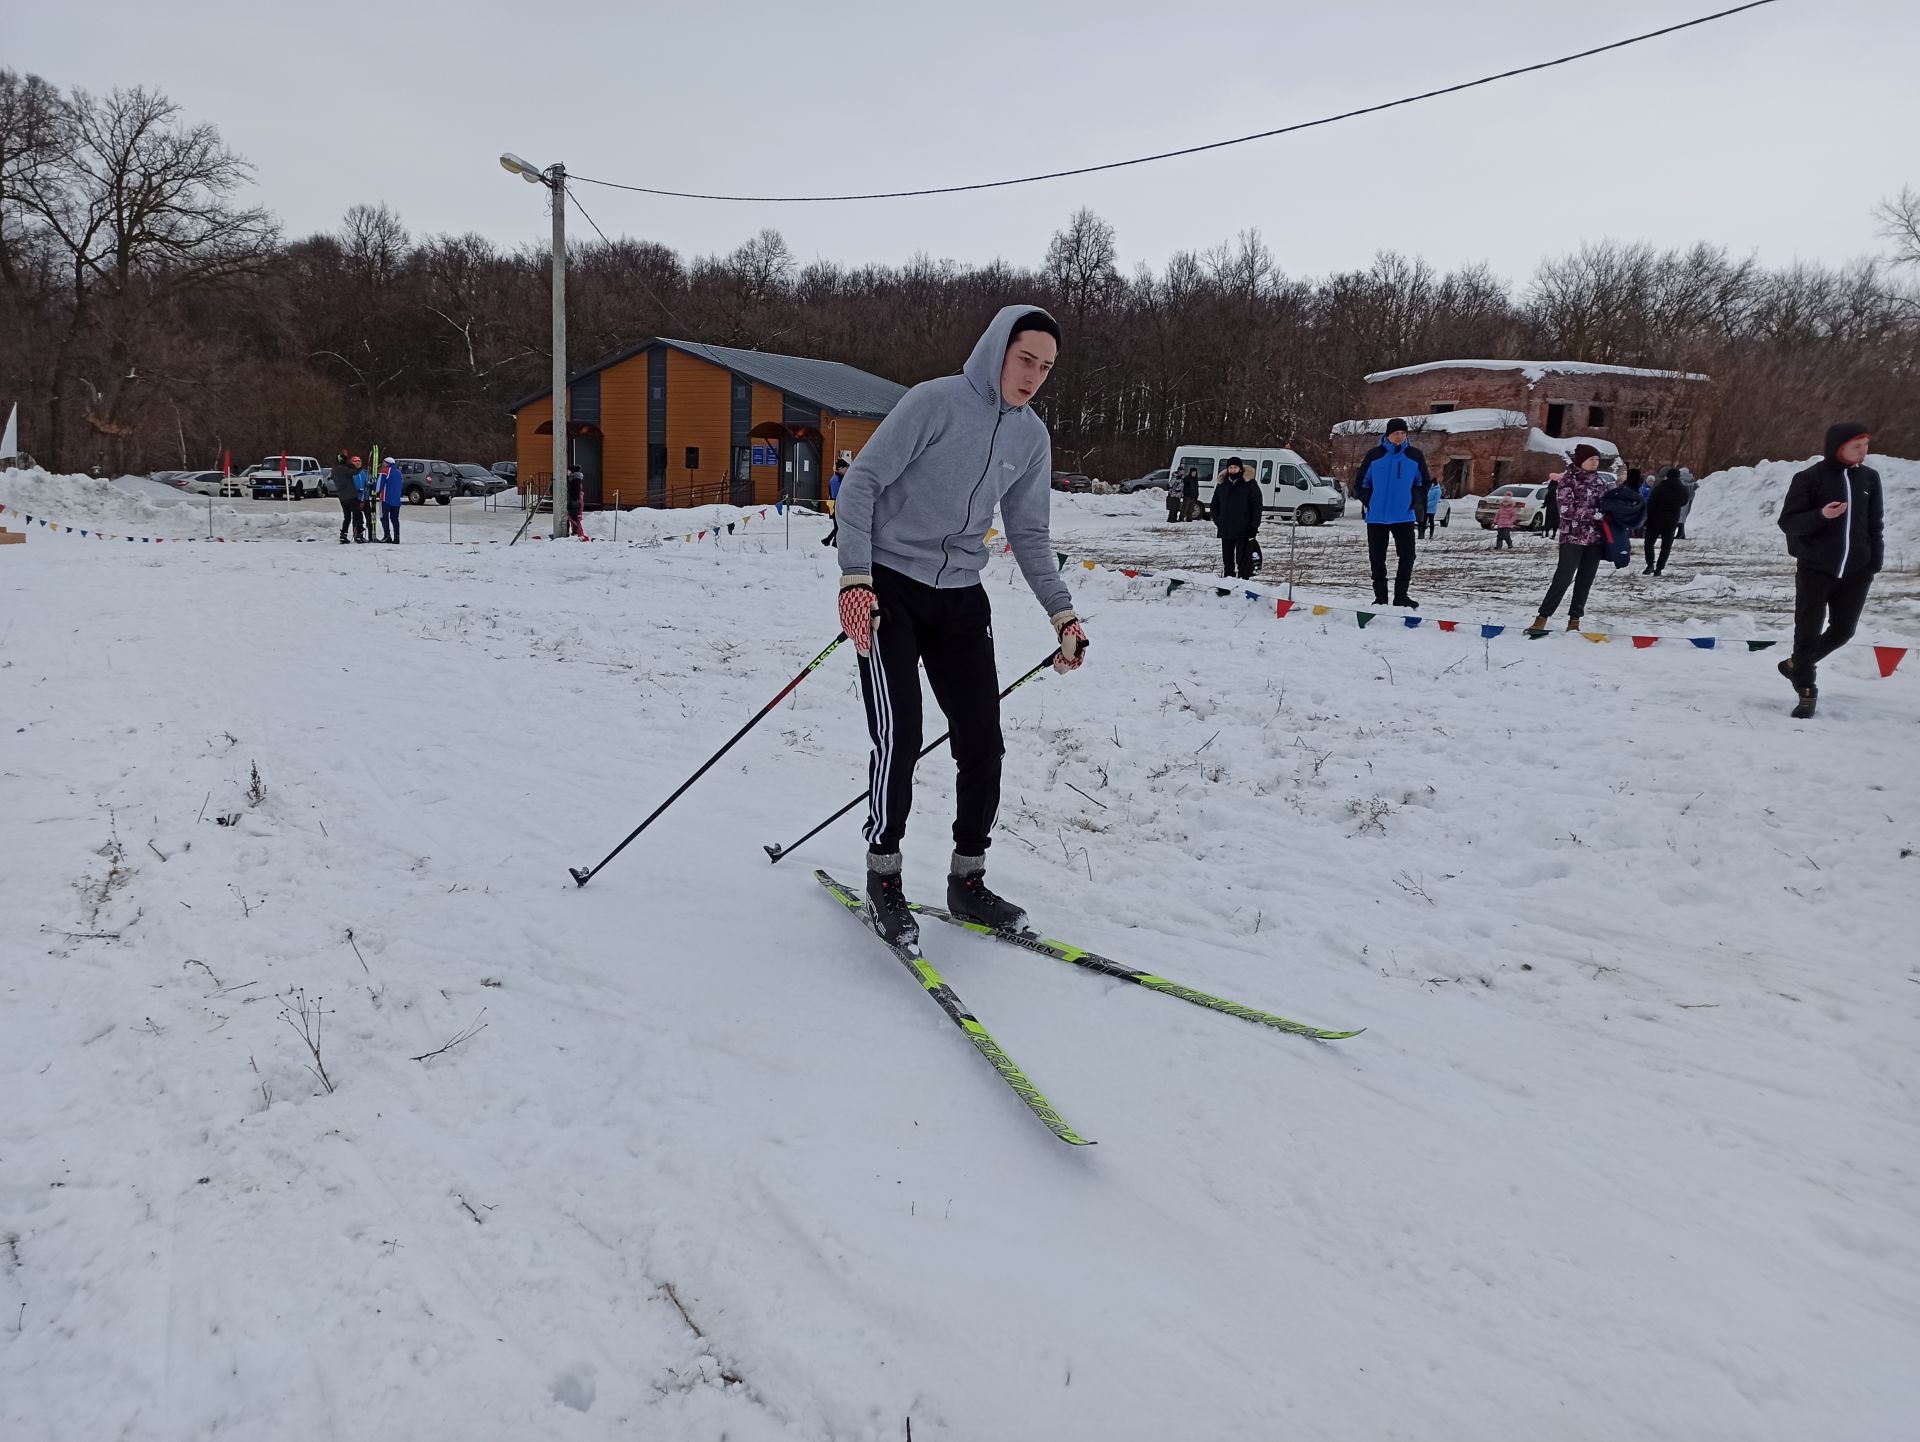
[1331,408,1528,438]
[1364,358,1712,385]
[1688,453,1920,555]
[0,467,334,540]
[1526,429,1619,459]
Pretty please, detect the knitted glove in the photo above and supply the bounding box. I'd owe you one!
[839,575,880,656]
[1050,609,1089,674]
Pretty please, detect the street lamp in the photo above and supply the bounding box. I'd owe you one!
[499,152,568,537]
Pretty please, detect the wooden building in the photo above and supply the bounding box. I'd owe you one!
[1329,360,1714,496]
[509,339,908,509]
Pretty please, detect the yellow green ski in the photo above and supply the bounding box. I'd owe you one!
[910,903,1363,1042]
[815,870,1092,1147]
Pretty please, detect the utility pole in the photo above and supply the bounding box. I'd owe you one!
[500,152,569,537]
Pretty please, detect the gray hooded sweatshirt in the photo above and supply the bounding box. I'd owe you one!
[835,304,1072,617]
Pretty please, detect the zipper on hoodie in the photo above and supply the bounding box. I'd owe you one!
[1838,466,1852,577]
[938,409,1004,587]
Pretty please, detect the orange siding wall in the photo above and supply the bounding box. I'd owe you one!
[515,395,551,500]
[599,357,649,508]
[665,351,731,506]
[750,383,783,504]
[825,416,880,468]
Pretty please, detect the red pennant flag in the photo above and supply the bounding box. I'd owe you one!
[1437,620,1457,632]
[1121,568,1138,578]
[279,449,288,476]
[1632,636,1658,649]
[1874,646,1907,677]
[698,530,706,540]
[1275,599,1294,619]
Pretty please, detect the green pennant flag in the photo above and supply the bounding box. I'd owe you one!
[1355,611,1375,628]
[1056,552,1068,570]
[1166,578,1185,596]
[1525,628,1550,640]
[1746,640,1777,652]
[1215,587,1231,597]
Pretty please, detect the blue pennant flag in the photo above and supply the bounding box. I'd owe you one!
[1690,637,1715,650]
[1481,624,1505,639]
[1404,616,1423,629]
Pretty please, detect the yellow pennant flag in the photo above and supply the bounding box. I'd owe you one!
[1311,605,1330,617]
[1082,558,1097,571]
[986,527,999,542]
[1582,632,1610,644]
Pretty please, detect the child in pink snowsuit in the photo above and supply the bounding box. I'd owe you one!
[1493,496,1519,549]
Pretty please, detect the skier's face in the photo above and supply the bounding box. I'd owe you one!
[1001,331,1058,407]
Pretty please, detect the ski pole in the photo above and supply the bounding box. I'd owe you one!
[763,650,1061,865]
[570,633,847,887]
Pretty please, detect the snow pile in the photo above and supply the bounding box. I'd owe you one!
[0,467,333,540]
[1331,408,1528,438]
[1364,358,1712,385]
[1526,429,1619,459]
[1687,453,1920,558]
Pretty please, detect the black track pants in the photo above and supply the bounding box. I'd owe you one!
[1645,524,1677,572]
[858,566,1004,856]
[339,493,362,539]
[1538,541,1605,621]
[1367,522,1417,601]
[1792,563,1874,689]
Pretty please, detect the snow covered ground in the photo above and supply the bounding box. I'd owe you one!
[3,472,1918,1440]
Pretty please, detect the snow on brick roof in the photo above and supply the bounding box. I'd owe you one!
[1331,408,1529,439]
[1363,359,1712,385]
[1525,430,1620,458]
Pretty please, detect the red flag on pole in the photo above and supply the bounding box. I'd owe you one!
[279,449,288,476]
[222,449,231,477]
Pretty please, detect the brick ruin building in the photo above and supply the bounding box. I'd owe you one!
[1329,360,1714,496]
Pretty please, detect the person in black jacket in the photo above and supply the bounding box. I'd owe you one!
[1543,476,1560,538]
[1777,422,1883,717]
[1211,456,1263,579]
[1642,468,1689,574]
[1181,466,1201,522]
[330,452,361,544]
[565,466,587,538]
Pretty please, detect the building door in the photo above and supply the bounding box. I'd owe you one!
[1544,403,1568,438]
[574,432,603,508]
[792,437,821,502]
[1443,457,1469,496]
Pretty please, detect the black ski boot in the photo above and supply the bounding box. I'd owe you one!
[864,854,918,948]
[1790,686,1817,720]
[947,856,1028,933]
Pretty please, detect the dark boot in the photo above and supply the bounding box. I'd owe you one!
[1393,594,1419,609]
[946,855,1028,932]
[1790,687,1817,720]
[864,853,918,948]
[1777,656,1797,691]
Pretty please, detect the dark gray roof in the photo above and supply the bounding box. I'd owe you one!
[507,338,908,420]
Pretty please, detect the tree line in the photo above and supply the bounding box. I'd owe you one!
[3,70,1916,482]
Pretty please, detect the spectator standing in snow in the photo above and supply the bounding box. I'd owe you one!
[333,451,362,543]
[1352,418,1430,608]
[351,458,372,543]
[1181,466,1200,522]
[1676,470,1696,538]
[823,456,848,547]
[1419,477,1443,539]
[1492,493,1518,549]
[1543,475,1560,538]
[1776,422,1884,719]
[1623,468,1647,538]
[1599,466,1647,570]
[565,466,587,538]
[1165,471,1183,524]
[1529,445,1613,632]
[834,305,1086,946]
[1210,455,1263,580]
[1642,467,1689,574]
[377,456,403,542]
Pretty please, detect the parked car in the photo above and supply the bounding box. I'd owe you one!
[1122,468,1172,492]
[490,460,518,483]
[450,463,502,497]
[1169,445,1347,526]
[1432,494,1452,527]
[148,470,193,488]
[181,470,245,498]
[395,458,457,505]
[1475,483,1551,531]
[240,454,326,499]
[1050,471,1094,493]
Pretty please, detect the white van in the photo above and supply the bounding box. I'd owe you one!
[1168,445,1347,526]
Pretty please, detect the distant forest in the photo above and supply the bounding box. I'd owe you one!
[4,71,1917,480]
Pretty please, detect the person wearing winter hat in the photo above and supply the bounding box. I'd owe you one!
[377,455,404,542]
[1643,467,1689,574]
[1530,444,1612,631]
[332,451,362,543]
[1351,418,1431,608]
[834,306,1087,946]
[1211,456,1263,579]
[1776,422,1883,718]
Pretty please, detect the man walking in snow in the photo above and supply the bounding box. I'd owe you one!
[1777,422,1883,719]
[822,456,848,546]
[1352,419,1430,608]
[835,305,1088,946]
[1642,467,1688,574]
[1210,455,1263,580]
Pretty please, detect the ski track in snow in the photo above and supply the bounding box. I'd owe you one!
[2,482,1918,1441]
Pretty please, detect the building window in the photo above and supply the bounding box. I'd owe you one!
[1443,458,1470,496]
[1429,402,1456,413]
[1493,459,1510,489]
[1629,407,1653,429]
[1588,405,1608,428]
[685,447,700,470]
[1544,403,1567,438]
[733,446,750,481]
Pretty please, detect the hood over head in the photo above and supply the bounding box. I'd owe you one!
[963,304,1060,410]
[1824,421,1870,462]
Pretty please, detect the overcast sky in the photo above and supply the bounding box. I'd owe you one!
[11,0,1917,287]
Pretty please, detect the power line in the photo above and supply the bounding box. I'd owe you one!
[571,1,1780,205]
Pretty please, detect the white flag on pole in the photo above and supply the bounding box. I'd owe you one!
[1,403,17,462]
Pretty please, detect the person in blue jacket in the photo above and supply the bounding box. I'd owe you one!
[1420,477,1444,539]
[1351,419,1432,608]
[351,458,372,543]
[378,456,403,542]
[822,455,848,547]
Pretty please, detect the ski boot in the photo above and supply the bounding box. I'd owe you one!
[947,855,1028,933]
[864,853,918,948]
